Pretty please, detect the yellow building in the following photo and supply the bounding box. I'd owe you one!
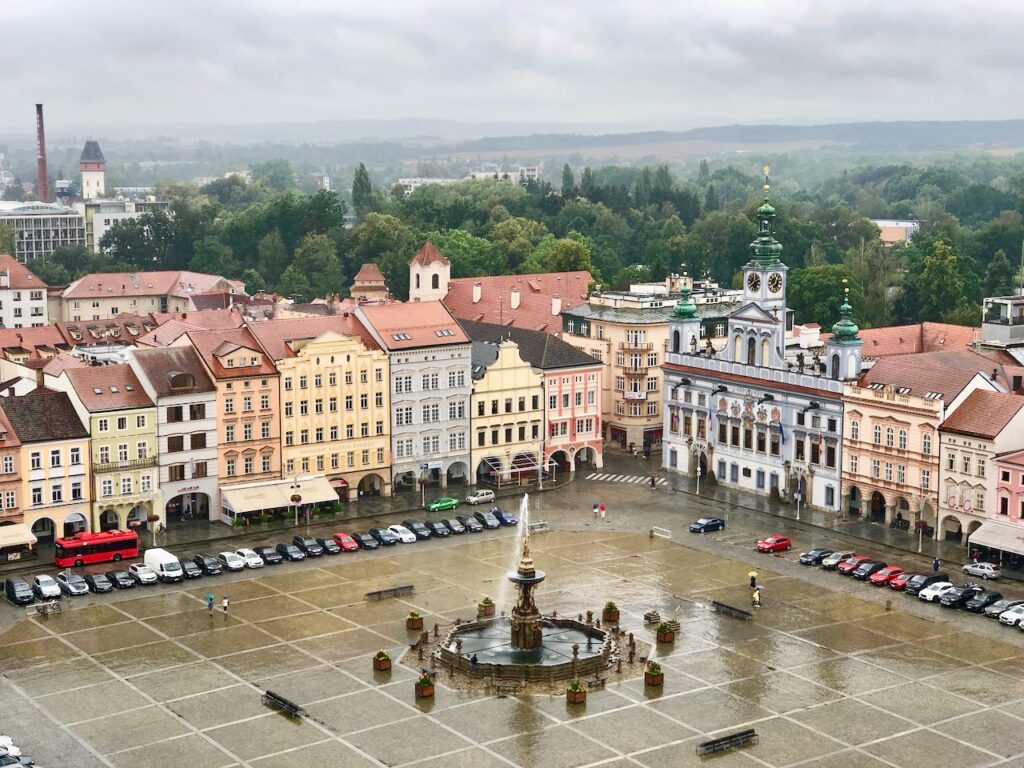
[469,339,545,486]
[49,364,159,531]
[250,317,392,500]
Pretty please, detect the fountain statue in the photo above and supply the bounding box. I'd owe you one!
[508,532,545,648]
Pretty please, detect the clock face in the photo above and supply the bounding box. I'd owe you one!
[746,273,761,292]
[768,272,783,293]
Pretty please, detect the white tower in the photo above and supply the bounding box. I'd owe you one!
[407,241,450,302]
[80,140,106,200]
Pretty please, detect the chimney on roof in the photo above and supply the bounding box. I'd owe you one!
[993,368,999,380]
[510,287,521,310]
[472,282,482,304]
[551,294,562,316]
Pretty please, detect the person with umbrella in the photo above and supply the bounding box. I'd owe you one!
[206,594,215,615]
[749,571,758,589]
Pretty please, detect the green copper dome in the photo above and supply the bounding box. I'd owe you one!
[748,196,783,267]
[831,288,860,342]
[673,286,697,319]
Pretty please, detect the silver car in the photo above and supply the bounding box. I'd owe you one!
[32,574,61,599]
[962,562,1001,580]
[56,572,89,596]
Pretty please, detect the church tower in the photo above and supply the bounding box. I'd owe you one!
[80,140,106,200]
[407,241,450,302]
[826,282,863,381]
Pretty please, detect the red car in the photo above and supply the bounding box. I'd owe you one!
[836,554,872,575]
[757,535,792,553]
[331,531,360,552]
[888,571,916,591]
[868,565,905,586]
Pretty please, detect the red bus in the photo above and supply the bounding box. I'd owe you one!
[54,530,140,567]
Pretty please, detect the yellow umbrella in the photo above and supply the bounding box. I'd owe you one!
[747,571,758,578]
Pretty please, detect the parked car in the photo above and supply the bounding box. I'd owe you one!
[4,578,34,605]
[492,509,519,527]
[998,604,1024,626]
[192,554,224,575]
[939,584,984,608]
[179,560,203,579]
[331,532,359,552]
[455,514,484,533]
[427,497,460,512]
[315,537,342,555]
[473,510,501,529]
[401,520,432,539]
[868,565,905,586]
[962,562,1001,580]
[984,598,1024,619]
[387,524,417,543]
[852,561,887,581]
[424,520,450,537]
[292,536,324,557]
[904,573,949,596]
[443,518,466,534]
[465,489,496,505]
[253,545,284,565]
[368,527,398,545]
[352,532,379,550]
[128,564,158,585]
[756,535,792,553]
[275,543,306,561]
[83,573,113,593]
[55,572,89,596]
[837,555,872,575]
[235,548,265,568]
[918,581,955,602]
[216,552,246,572]
[690,517,726,534]
[105,570,136,589]
[965,591,1003,613]
[888,571,917,591]
[32,575,61,599]
[821,550,855,570]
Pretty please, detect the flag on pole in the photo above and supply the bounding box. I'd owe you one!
[779,420,786,445]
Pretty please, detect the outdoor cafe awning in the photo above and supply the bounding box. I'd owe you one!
[221,476,338,514]
[0,523,37,549]
[967,520,1024,558]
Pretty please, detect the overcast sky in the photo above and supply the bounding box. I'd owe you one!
[3,0,1024,136]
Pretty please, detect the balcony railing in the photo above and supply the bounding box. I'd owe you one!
[94,457,158,473]
[618,341,653,351]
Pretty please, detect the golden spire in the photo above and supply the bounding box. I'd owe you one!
[763,164,771,193]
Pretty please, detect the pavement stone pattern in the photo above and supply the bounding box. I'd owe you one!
[1,517,1023,768]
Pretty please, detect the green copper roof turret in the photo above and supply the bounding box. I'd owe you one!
[747,165,784,267]
[673,285,697,319]
[831,283,860,343]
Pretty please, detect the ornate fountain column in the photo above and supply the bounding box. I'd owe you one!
[508,535,545,649]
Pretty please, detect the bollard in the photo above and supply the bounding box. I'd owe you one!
[586,610,593,627]
[433,623,439,638]
[418,645,424,660]
[628,632,635,648]
[617,657,623,674]
[885,599,892,612]
[628,646,635,663]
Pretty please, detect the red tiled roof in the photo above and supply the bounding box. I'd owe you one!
[663,362,843,399]
[62,270,233,300]
[0,254,47,289]
[0,407,21,448]
[824,322,976,357]
[443,271,592,336]
[940,389,1024,439]
[354,262,385,283]
[64,364,154,411]
[359,301,468,350]
[182,328,278,380]
[408,241,449,267]
[149,308,244,330]
[857,351,993,400]
[248,316,379,360]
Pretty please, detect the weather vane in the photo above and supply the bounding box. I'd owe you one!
[763,164,770,193]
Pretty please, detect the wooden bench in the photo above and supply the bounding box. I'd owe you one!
[710,600,752,621]
[586,677,606,690]
[493,680,522,696]
[696,728,758,755]
[662,619,681,633]
[527,520,550,534]
[364,584,415,601]
[643,611,661,625]
[261,690,307,718]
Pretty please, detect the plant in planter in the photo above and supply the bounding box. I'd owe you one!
[478,596,495,617]
[406,611,424,631]
[372,649,392,672]
[644,660,664,687]
[566,678,587,704]
[656,622,675,643]
[415,672,434,698]
[602,601,619,623]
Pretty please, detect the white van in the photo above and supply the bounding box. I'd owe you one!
[144,548,184,583]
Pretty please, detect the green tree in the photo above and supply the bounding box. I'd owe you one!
[983,249,1015,298]
[704,184,720,212]
[256,230,289,286]
[352,163,373,219]
[579,168,597,200]
[303,190,348,234]
[240,268,266,295]
[787,264,862,327]
[351,213,416,299]
[561,164,575,199]
[422,230,501,277]
[250,160,295,193]
[282,233,344,299]
[25,257,71,285]
[490,216,548,272]
[917,240,968,322]
[190,236,237,276]
[544,235,594,273]
[844,238,895,328]
[0,224,15,255]
[698,159,711,186]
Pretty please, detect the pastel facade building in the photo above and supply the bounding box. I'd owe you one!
[0,254,48,328]
[0,408,21,524]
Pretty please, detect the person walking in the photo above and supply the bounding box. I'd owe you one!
[221,595,230,615]
[206,595,215,615]
[649,476,657,490]
[593,503,599,519]
[599,502,606,519]
[752,589,761,608]
[932,557,940,573]
[470,653,478,673]
[749,574,757,589]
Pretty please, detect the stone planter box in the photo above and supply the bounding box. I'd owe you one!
[415,681,434,699]
[566,688,587,704]
[644,672,664,687]
[478,602,495,617]
[372,657,391,672]
[656,629,675,643]
[602,609,619,623]
[406,616,424,631]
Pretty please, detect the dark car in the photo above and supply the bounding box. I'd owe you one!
[424,520,450,537]
[473,510,501,529]
[292,536,324,557]
[315,537,342,555]
[491,508,519,527]
[983,598,1024,618]
[275,543,306,561]
[837,555,872,576]
[353,532,379,550]
[455,515,484,533]
[192,553,223,575]
[179,559,203,579]
[904,572,949,596]
[253,545,284,565]
[83,573,113,593]
[965,591,1003,613]
[444,518,466,534]
[105,569,136,589]
[402,520,432,539]
[939,584,984,608]
[852,561,887,581]
[4,577,34,605]
[689,517,726,533]
[368,527,398,546]
[798,548,834,566]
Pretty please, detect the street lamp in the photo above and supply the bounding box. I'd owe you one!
[290,476,302,526]
[795,491,802,521]
[696,463,703,495]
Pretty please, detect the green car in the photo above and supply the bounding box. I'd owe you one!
[427,497,459,512]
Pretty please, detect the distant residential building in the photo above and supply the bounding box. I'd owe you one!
[0,408,22,524]
[396,177,461,196]
[80,140,106,200]
[313,173,331,191]
[0,254,48,327]
[870,219,919,246]
[78,198,170,253]
[987,451,1024,559]
[0,202,86,263]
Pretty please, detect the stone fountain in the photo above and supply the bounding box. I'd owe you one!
[508,533,544,649]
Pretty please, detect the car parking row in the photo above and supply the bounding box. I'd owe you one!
[3,508,518,605]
